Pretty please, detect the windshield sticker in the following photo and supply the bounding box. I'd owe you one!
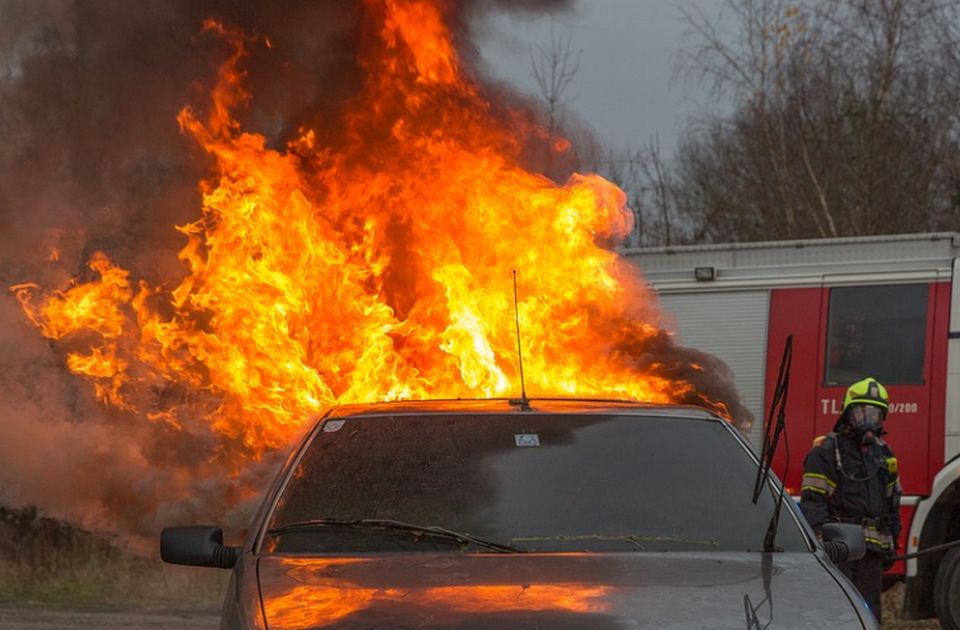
[514,434,540,447]
[322,419,346,432]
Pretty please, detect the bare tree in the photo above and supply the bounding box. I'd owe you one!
[530,24,581,179]
[668,0,960,242]
[639,135,675,246]
[596,140,686,248]
[531,24,581,136]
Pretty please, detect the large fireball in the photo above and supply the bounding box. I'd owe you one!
[12,0,744,465]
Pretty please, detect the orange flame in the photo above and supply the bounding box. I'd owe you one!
[261,557,611,627]
[262,583,611,628]
[11,0,734,459]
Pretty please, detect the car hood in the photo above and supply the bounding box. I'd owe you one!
[256,551,870,629]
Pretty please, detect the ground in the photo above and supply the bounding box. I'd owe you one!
[0,603,219,629]
[883,582,940,629]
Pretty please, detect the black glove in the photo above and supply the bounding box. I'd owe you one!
[882,543,899,570]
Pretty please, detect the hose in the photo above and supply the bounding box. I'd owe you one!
[889,538,960,561]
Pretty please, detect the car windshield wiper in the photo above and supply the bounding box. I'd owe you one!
[266,518,525,554]
[511,534,720,551]
[751,335,793,553]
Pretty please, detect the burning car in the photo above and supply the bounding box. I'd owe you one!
[162,399,877,629]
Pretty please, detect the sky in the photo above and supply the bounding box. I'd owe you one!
[477,0,726,160]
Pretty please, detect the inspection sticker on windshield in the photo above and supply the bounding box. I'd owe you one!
[514,434,540,447]
[323,419,346,432]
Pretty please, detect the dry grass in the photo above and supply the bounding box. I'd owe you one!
[0,506,227,608]
[882,582,940,629]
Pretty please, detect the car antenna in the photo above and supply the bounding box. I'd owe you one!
[510,270,532,411]
[751,335,793,553]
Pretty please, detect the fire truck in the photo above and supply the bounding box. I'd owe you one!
[625,232,960,622]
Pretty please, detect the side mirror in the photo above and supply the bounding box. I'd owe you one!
[821,523,866,564]
[160,526,240,569]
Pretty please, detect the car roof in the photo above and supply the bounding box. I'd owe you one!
[323,398,723,421]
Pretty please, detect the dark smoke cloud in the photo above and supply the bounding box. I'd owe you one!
[0,1,369,286]
[0,0,581,545]
[0,0,374,546]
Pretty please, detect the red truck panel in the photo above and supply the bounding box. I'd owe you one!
[767,283,950,497]
[766,288,823,491]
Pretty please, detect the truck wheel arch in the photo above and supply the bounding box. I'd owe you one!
[904,458,960,619]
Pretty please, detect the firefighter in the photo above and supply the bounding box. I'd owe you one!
[800,377,901,624]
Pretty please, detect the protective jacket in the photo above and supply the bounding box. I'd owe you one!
[799,432,902,553]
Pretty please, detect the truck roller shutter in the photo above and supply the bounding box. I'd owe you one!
[657,290,770,449]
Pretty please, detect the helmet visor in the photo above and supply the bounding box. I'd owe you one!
[849,404,884,427]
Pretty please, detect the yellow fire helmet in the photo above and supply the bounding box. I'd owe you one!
[842,377,889,412]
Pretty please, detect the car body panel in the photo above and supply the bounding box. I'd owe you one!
[254,551,871,629]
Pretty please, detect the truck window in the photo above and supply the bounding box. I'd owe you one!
[824,284,928,386]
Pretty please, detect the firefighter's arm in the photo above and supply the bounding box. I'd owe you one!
[882,455,903,568]
[884,453,903,540]
[799,444,837,534]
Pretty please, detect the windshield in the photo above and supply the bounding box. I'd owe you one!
[265,412,807,553]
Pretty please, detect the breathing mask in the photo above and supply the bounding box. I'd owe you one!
[845,403,886,445]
